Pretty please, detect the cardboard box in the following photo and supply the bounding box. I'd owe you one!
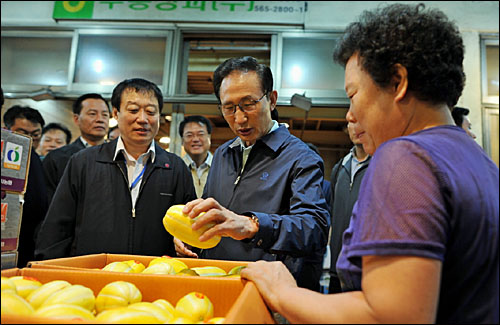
[1,267,275,324]
[28,253,249,275]
[1,129,32,194]
[1,251,18,270]
[1,191,23,252]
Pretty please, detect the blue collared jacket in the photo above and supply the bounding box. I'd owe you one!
[201,125,330,278]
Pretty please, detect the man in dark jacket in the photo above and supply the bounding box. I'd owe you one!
[35,78,196,259]
[3,105,49,267]
[328,121,370,293]
[177,57,329,289]
[43,93,110,204]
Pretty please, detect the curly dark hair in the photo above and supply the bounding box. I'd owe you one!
[333,3,465,108]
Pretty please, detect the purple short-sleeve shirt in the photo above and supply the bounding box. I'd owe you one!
[337,125,499,323]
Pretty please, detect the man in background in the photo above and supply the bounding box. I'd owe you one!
[452,106,476,139]
[179,115,213,198]
[108,125,120,141]
[328,121,370,293]
[37,122,72,160]
[43,93,110,203]
[3,105,49,267]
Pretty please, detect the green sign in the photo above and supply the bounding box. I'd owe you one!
[53,1,306,24]
[53,1,95,19]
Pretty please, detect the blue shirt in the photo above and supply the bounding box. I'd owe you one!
[201,125,330,278]
[337,126,499,323]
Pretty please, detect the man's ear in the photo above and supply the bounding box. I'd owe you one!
[391,64,409,102]
[269,90,278,109]
[72,113,79,126]
[112,107,119,120]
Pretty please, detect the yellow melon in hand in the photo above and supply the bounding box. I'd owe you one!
[35,303,95,320]
[1,291,35,316]
[9,276,42,299]
[95,281,142,313]
[163,205,221,249]
[175,292,214,322]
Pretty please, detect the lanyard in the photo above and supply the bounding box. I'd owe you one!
[130,163,147,190]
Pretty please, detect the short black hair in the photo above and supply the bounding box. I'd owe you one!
[42,122,72,144]
[179,115,212,137]
[333,3,465,108]
[111,78,163,112]
[213,56,273,103]
[451,106,470,127]
[73,93,109,115]
[3,105,45,129]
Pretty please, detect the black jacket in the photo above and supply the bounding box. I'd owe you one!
[17,149,49,267]
[43,138,86,204]
[35,140,196,260]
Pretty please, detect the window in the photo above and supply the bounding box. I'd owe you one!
[73,34,167,87]
[482,39,499,104]
[1,34,72,86]
[481,36,499,166]
[175,33,272,96]
[277,33,347,102]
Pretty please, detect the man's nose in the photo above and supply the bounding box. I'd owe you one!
[234,109,247,124]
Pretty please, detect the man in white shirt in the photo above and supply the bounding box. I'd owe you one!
[179,115,213,198]
[35,78,196,259]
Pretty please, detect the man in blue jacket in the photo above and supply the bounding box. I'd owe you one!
[177,57,329,290]
[35,78,196,259]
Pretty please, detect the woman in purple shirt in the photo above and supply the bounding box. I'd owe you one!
[241,3,499,324]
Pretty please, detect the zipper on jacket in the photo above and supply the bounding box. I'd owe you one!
[117,162,135,218]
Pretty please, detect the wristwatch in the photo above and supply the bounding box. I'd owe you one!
[248,214,259,227]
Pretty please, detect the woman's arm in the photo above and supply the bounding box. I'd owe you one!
[241,255,441,324]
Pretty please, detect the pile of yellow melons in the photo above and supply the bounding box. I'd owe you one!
[101,256,245,278]
[1,275,225,323]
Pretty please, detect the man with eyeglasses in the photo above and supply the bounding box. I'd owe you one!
[179,115,213,198]
[177,56,330,291]
[2,105,49,267]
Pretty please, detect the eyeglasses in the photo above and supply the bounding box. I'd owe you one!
[218,93,267,117]
[183,132,208,141]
